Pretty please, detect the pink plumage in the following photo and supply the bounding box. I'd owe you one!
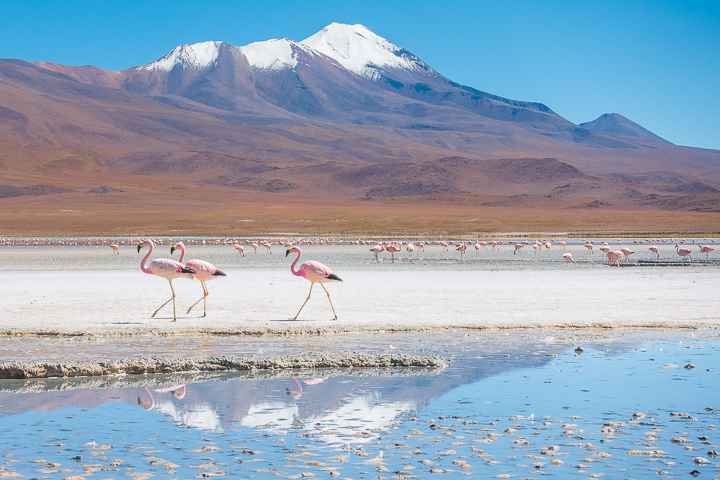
[287,246,342,320]
[171,242,226,317]
[138,239,196,322]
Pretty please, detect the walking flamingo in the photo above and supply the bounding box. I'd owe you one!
[675,245,693,261]
[251,243,258,253]
[171,242,227,317]
[439,241,448,251]
[560,241,566,250]
[456,242,467,258]
[648,246,659,259]
[138,239,196,322]
[370,244,383,261]
[286,246,343,320]
[700,245,714,258]
[110,244,119,255]
[474,242,481,256]
[562,253,576,264]
[263,242,272,254]
[584,244,594,254]
[234,244,245,257]
[514,244,523,255]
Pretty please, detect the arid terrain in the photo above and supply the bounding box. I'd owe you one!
[2,24,720,236]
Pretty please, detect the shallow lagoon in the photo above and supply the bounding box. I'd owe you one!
[1,332,718,478]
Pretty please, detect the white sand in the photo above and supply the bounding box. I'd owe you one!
[2,253,719,335]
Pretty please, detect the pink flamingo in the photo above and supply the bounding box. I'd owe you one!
[474,242,481,256]
[417,242,425,252]
[110,244,119,255]
[406,242,415,262]
[619,247,634,262]
[648,246,659,259]
[456,242,467,258]
[606,250,623,267]
[251,242,258,253]
[560,241,566,250]
[286,246,343,320]
[370,244,384,261]
[138,239,196,322]
[562,253,576,264]
[439,241,448,251]
[171,242,227,317]
[584,244,594,254]
[700,245,714,258]
[234,244,245,257]
[675,245,693,261]
[514,244,523,255]
[385,243,400,263]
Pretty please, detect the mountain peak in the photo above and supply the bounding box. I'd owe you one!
[139,41,223,72]
[301,23,427,79]
[580,113,672,145]
[240,38,315,72]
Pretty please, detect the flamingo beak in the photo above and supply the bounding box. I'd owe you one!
[137,244,142,253]
[170,246,176,255]
[285,249,291,257]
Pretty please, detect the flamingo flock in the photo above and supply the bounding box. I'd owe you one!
[2,235,716,322]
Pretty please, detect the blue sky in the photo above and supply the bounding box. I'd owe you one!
[2,0,719,150]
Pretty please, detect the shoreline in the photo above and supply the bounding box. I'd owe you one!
[3,324,720,339]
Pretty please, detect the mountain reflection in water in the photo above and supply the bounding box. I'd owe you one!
[0,332,717,479]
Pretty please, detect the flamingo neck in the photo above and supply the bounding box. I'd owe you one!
[140,241,154,274]
[290,249,303,277]
[177,243,186,264]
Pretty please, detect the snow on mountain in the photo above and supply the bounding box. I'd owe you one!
[240,38,315,72]
[301,23,426,79]
[134,24,426,78]
[139,41,223,72]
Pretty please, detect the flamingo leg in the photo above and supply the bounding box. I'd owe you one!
[320,283,338,320]
[187,281,209,316]
[152,279,177,321]
[294,283,315,320]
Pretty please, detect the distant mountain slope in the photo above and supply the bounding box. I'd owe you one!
[2,23,720,216]
[580,113,672,144]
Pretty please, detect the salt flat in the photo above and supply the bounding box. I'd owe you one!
[1,243,718,335]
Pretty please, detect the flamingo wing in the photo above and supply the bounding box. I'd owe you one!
[300,260,341,283]
[186,259,226,281]
[149,259,194,279]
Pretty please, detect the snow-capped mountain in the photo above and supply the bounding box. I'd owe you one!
[139,41,225,72]
[36,23,573,134]
[3,22,720,210]
[300,23,430,79]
